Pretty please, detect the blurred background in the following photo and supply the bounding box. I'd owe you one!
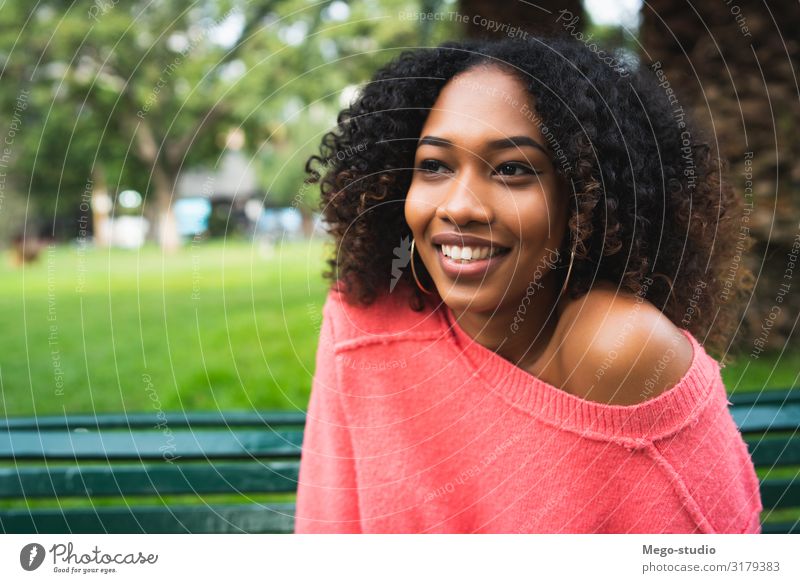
[0,0,797,420]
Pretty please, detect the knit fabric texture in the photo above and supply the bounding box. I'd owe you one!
[294,287,763,533]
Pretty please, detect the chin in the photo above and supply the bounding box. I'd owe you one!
[438,285,504,315]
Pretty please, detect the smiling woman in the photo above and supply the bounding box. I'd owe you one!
[295,37,761,534]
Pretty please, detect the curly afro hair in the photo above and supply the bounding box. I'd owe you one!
[305,36,753,359]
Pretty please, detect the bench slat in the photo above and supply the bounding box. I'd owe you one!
[0,411,306,431]
[0,461,299,498]
[745,436,800,467]
[0,503,296,534]
[759,478,800,509]
[761,521,800,534]
[728,389,800,407]
[0,429,303,460]
[731,404,800,433]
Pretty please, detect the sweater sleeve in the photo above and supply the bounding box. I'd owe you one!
[294,293,361,533]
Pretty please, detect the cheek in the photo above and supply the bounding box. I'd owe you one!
[503,189,562,244]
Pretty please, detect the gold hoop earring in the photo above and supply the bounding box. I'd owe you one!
[560,247,576,297]
[410,237,433,295]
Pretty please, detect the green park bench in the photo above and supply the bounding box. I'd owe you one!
[0,411,304,533]
[728,388,800,533]
[1,389,798,533]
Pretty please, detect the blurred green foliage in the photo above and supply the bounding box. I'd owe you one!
[0,0,461,237]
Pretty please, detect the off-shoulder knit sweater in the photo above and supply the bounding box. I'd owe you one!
[294,287,763,534]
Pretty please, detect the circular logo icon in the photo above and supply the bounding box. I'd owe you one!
[20,543,46,571]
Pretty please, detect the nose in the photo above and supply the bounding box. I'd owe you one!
[434,168,494,226]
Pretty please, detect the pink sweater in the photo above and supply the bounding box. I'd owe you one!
[294,287,763,533]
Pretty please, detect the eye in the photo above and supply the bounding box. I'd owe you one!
[417,159,450,174]
[494,162,539,177]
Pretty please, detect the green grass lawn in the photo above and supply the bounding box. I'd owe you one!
[722,351,800,395]
[0,238,331,417]
[0,238,797,418]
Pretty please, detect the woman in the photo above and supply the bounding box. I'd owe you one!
[294,37,762,533]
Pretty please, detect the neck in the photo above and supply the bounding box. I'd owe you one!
[448,276,567,372]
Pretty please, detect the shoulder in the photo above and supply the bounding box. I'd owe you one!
[551,282,695,406]
[321,284,441,345]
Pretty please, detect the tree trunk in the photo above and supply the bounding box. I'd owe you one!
[300,206,316,238]
[90,166,112,248]
[130,116,181,252]
[151,164,181,253]
[458,0,585,39]
[640,1,800,350]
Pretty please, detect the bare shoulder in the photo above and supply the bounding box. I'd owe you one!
[551,282,695,406]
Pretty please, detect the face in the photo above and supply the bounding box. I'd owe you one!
[404,65,569,315]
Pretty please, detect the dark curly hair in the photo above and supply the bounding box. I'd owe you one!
[305,36,753,359]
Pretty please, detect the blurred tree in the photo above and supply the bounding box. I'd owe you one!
[1,1,278,250]
[459,0,584,38]
[0,0,456,249]
[640,0,800,349]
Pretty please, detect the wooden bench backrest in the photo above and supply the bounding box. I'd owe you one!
[728,389,800,533]
[0,412,305,533]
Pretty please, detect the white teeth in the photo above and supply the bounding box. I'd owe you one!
[440,245,505,262]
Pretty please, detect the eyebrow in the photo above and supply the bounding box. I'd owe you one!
[417,135,549,155]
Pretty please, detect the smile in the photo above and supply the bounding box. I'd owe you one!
[440,244,507,262]
[435,244,511,278]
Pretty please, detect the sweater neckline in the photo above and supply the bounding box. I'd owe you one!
[436,302,720,441]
